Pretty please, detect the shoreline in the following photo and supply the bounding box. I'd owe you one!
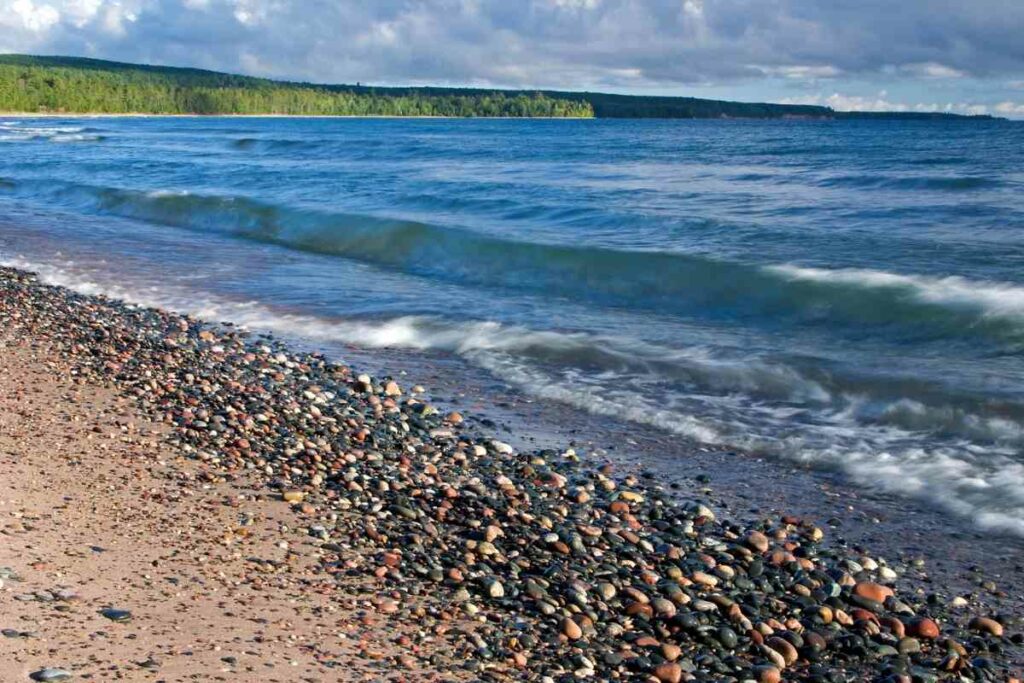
[1,263,1022,681]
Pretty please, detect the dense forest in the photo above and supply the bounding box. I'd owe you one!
[0,55,997,120]
[0,56,593,117]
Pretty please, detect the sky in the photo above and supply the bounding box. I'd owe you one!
[2,0,1024,117]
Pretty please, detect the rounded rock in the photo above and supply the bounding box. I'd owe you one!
[969,616,1004,637]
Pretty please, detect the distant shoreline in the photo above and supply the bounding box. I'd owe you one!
[2,55,1002,121]
[0,112,591,120]
[1,111,1008,122]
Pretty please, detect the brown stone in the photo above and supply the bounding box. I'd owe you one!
[969,616,1004,637]
[654,662,682,683]
[745,530,770,553]
[907,617,940,640]
[561,617,583,640]
[766,636,798,666]
[880,617,906,638]
[853,582,894,604]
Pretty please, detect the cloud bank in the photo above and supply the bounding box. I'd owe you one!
[2,0,1023,113]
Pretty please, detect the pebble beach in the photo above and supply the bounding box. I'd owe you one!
[1,263,1023,682]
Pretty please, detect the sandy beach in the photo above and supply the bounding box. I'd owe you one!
[1,264,1022,682]
[0,282,468,681]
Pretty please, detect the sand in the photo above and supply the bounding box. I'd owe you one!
[0,335,458,682]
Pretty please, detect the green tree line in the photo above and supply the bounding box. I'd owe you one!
[0,57,594,117]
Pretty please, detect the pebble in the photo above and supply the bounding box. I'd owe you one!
[29,670,72,682]
[968,616,1004,637]
[853,581,894,604]
[754,665,781,683]
[908,617,940,640]
[99,608,132,623]
[745,530,769,553]
[561,617,583,640]
[654,662,682,683]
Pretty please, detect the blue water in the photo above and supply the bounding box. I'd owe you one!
[2,116,1024,533]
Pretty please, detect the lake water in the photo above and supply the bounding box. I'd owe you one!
[2,115,1024,534]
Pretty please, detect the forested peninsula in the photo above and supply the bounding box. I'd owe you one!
[0,55,997,120]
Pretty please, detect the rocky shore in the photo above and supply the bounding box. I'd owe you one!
[1,264,1021,682]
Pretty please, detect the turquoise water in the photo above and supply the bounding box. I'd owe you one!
[2,116,1024,533]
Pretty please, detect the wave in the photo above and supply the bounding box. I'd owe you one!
[905,156,969,167]
[229,136,383,155]
[51,133,106,143]
[0,124,105,143]
[5,252,1024,536]
[818,174,1000,191]
[768,265,1024,320]
[230,137,306,151]
[5,181,1024,346]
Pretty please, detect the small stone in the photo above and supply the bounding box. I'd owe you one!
[100,608,132,623]
[907,617,940,640]
[853,582,893,604]
[754,665,782,683]
[898,637,922,655]
[654,662,682,683]
[969,617,1004,637]
[765,636,798,666]
[491,441,514,455]
[282,491,304,503]
[745,530,769,553]
[691,503,716,521]
[30,670,72,682]
[561,617,583,640]
[652,598,677,619]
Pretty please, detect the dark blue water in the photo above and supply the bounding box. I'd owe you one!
[2,116,1024,533]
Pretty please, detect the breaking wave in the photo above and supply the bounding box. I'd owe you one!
[4,181,1024,347]
[5,253,1024,536]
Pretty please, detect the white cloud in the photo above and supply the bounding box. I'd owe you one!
[0,0,1021,96]
[897,62,967,79]
[782,92,991,116]
[7,0,62,33]
[995,101,1024,116]
[757,64,841,79]
[62,0,103,27]
[551,0,601,9]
